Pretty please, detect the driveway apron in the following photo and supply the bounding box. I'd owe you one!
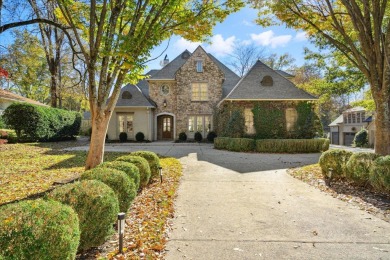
[165,152,390,260]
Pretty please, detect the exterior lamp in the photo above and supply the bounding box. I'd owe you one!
[118,212,125,254]
[163,99,167,107]
[159,166,163,183]
[326,168,333,186]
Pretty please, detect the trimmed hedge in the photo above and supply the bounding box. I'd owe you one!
[48,180,119,251]
[345,152,380,186]
[370,155,390,193]
[2,103,81,142]
[227,138,255,152]
[256,139,329,153]
[319,149,353,180]
[0,199,80,259]
[116,155,151,187]
[81,168,136,212]
[131,151,160,180]
[99,161,140,190]
[214,137,230,150]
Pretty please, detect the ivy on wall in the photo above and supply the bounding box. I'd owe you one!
[215,101,323,139]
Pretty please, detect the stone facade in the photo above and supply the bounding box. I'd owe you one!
[149,46,224,139]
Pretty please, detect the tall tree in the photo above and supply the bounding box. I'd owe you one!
[226,43,265,77]
[253,0,390,155]
[264,52,295,71]
[55,0,244,169]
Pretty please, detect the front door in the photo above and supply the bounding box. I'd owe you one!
[158,115,173,140]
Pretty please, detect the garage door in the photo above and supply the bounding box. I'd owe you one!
[331,132,339,145]
[344,133,355,146]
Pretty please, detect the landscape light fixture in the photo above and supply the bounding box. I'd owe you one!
[159,166,163,183]
[163,100,167,107]
[118,213,125,254]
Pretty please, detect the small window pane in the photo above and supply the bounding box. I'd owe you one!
[196,61,203,72]
[196,117,203,132]
[286,108,298,131]
[244,108,255,134]
[205,116,211,133]
[188,116,195,132]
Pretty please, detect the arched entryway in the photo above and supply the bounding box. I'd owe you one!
[157,114,174,140]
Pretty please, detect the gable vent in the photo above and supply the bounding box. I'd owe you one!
[261,75,273,86]
[122,91,132,99]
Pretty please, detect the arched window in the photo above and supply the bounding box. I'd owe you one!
[122,91,132,99]
[261,75,273,86]
[286,108,298,131]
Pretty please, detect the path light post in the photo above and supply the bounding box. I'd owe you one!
[118,213,125,254]
[159,166,163,183]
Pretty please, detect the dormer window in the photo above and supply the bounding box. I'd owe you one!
[196,61,203,72]
[261,75,273,86]
[122,91,132,99]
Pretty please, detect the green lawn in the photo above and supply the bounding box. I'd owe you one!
[0,142,126,205]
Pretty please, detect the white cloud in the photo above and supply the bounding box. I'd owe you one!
[173,38,201,52]
[295,32,307,42]
[205,34,236,57]
[250,30,292,48]
[242,20,254,27]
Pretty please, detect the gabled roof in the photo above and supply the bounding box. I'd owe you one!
[114,84,155,107]
[275,70,294,79]
[0,89,47,106]
[208,54,240,97]
[224,60,317,100]
[329,114,343,126]
[149,50,191,80]
[137,69,158,97]
[343,106,365,113]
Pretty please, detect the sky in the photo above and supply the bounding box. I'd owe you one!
[144,6,317,72]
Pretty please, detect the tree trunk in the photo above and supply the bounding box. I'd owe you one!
[373,88,390,155]
[85,113,110,170]
[49,64,58,107]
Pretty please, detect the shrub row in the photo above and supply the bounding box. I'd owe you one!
[215,137,329,153]
[319,149,390,193]
[0,150,161,257]
[2,103,81,142]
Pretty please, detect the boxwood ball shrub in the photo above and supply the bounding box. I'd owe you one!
[81,168,136,212]
[194,131,203,142]
[353,128,368,147]
[345,152,380,186]
[370,155,390,193]
[99,161,140,190]
[131,151,160,180]
[178,132,187,141]
[207,131,217,142]
[116,155,151,187]
[48,180,119,251]
[319,149,353,180]
[0,199,80,259]
[119,132,128,142]
[135,132,145,142]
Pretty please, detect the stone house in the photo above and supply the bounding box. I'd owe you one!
[329,107,374,146]
[0,89,47,115]
[106,46,319,141]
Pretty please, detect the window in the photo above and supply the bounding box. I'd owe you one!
[163,117,171,131]
[191,83,208,101]
[196,60,203,72]
[357,112,361,123]
[352,113,356,123]
[118,113,134,138]
[286,108,298,131]
[361,112,366,122]
[161,85,169,95]
[343,114,347,123]
[244,108,255,134]
[188,115,211,135]
[348,113,352,124]
[261,75,273,86]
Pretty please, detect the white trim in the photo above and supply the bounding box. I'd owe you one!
[146,79,176,82]
[154,112,176,141]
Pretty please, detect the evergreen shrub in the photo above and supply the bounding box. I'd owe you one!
[99,161,140,190]
[256,139,329,153]
[0,199,80,259]
[116,155,151,187]
[370,156,390,193]
[119,132,127,142]
[353,128,368,147]
[194,131,203,142]
[2,103,81,142]
[345,152,379,186]
[131,151,160,180]
[81,168,136,212]
[227,138,255,152]
[319,149,353,180]
[207,131,217,142]
[214,137,230,150]
[135,132,145,142]
[48,180,119,251]
[178,132,187,141]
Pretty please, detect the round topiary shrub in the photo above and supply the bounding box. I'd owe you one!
[319,149,353,181]
[345,152,380,186]
[81,168,136,212]
[135,132,145,142]
[370,155,390,193]
[116,155,151,188]
[207,131,217,142]
[119,132,127,142]
[99,161,140,190]
[131,151,160,180]
[353,128,368,147]
[179,132,187,141]
[194,131,203,142]
[48,180,119,251]
[0,199,80,259]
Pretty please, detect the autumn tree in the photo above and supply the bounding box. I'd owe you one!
[54,0,243,169]
[264,52,295,71]
[226,43,265,77]
[253,0,390,155]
